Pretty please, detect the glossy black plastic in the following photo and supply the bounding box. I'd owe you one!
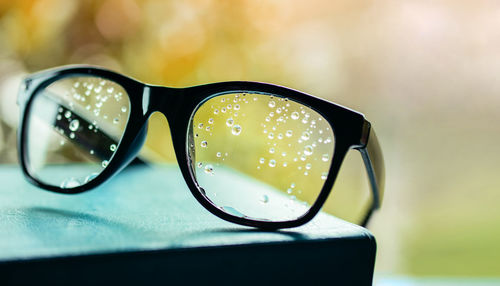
[17,65,384,229]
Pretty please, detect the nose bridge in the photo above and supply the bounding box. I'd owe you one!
[145,85,184,120]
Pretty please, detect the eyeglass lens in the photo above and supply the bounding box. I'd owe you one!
[24,76,131,188]
[188,92,335,222]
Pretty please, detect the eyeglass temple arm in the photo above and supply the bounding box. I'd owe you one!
[34,94,145,165]
[356,121,385,227]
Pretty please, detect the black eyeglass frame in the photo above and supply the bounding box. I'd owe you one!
[17,65,384,229]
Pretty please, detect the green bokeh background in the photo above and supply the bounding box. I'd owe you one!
[0,0,499,277]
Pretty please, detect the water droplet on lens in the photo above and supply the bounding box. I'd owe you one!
[110,144,117,151]
[265,116,271,122]
[259,157,265,164]
[286,130,293,137]
[208,118,214,124]
[69,132,75,139]
[234,104,240,110]
[69,119,80,131]
[232,125,242,135]
[322,154,329,162]
[107,87,114,94]
[226,118,234,126]
[197,162,203,168]
[121,106,127,112]
[305,163,312,170]
[281,152,286,157]
[260,195,269,203]
[214,109,219,114]
[113,117,119,124]
[101,160,109,168]
[221,107,227,113]
[216,152,222,157]
[60,177,80,188]
[90,150,94,155]
[198,123,204,129]
[204,164,214,175]
[227,104,232,109]
[56,114,62,120]
[85,173,99,183]
[291,183,296,188]
[64,111,72,118]
[268,133,274,139]
[277,133,283,140]
[287,188,292,194]
[276,107,282,114]
[304,145,313,156]
[301,131,310,141]
[201,141,208,148]
[321,172,328,180]
[94,86,102,93]
[269,159,276,167]
[291,112,299,120]
[268,101,276,108]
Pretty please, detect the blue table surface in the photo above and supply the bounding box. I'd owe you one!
[0,164,373,262]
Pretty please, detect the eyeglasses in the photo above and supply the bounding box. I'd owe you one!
[17,65,384,229]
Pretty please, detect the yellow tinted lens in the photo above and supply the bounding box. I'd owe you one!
[189,92,335,222]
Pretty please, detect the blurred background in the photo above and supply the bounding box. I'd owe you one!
[0,0,499,280]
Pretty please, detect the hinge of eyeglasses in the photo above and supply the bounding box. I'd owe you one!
[357,119,371,149]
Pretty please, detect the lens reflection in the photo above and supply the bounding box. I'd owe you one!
[25,76,130,188]
[189,92,335,222]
